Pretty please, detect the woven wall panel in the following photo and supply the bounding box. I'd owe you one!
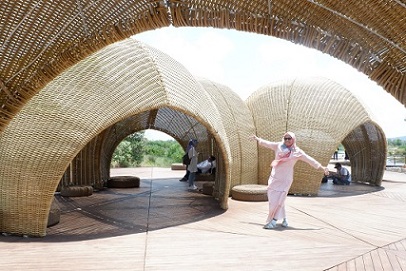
[246,77,385,195]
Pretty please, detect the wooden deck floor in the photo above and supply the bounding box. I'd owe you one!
[1,167,406,270]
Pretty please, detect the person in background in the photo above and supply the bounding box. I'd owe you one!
[331,162,351,185]
[333,148,339,160]
[249,132,329,229]
[197,155,216,174]
[179,139,195,182]
[187,139,199,190]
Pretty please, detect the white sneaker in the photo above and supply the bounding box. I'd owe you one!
[282,219,288,227]
[188,185,198,190]
[263,219,277,229]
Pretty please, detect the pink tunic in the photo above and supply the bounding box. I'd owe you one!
[258,138,322,222]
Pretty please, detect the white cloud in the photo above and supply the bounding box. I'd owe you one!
[134,27,406,138]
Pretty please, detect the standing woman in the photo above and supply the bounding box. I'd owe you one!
[249,132,329,229]
[187,139,199,190]
[179,139,195,182]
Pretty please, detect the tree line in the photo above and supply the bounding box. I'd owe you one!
[111,132,406,168]
[111,131,184,168]
[387,138,406,156]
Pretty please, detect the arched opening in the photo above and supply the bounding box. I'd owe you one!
[2,38,256,236]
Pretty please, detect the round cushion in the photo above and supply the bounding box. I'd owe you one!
[231,184,268,201]
[171,163,186,170]
[47,208,61,227]
[60,185,93,197]
[202,182,214,195]
[196,173,215,182]
[107,176,140,188]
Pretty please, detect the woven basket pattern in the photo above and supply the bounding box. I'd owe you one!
[246,77,386,195]
[197,79,257,189]
[0,39,238,236]
[1,0,399,236]
[0,1,404,134]
[342,121,386,186]
[62,78,256,204]
[65,109,216,188]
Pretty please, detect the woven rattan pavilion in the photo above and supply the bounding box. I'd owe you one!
[246,77,386,195]
[0,1,403,237]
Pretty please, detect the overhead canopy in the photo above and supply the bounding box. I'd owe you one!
[0,1,405,134]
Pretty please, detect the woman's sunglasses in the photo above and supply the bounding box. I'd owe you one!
[284,137,292,140]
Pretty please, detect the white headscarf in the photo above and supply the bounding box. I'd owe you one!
[271,132,302,167]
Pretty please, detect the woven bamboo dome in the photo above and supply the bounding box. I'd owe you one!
[0,39,257,237]
[0,1,405,135]
[0,1,401,237]
[61,80,257,199]
[246,77,386,195]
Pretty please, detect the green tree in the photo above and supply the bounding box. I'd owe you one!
[111,132,185,168]
[111,131,145,167]
[142,139,184,167]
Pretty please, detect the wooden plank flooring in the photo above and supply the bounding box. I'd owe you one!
[1,167,406,270]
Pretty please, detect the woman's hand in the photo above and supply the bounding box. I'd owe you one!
[323,167,330,176]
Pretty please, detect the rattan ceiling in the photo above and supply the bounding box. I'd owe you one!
[0,0,405,134]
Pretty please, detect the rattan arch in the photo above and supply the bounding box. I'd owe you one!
[246,77,386,195]
[1,39,253,236]
[0,1,405,134]
[61,77,258,203]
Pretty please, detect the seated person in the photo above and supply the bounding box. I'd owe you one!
[197,155,216,175]
[331,162,351,185]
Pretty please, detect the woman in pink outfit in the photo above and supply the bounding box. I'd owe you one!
[250,132,329,229]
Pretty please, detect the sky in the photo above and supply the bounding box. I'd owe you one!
[133,26,406,140]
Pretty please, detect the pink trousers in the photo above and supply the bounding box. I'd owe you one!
[266,189,288,223]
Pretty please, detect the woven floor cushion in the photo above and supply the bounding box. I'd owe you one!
[196,173,215,182]
[202,182,214,195]
[171,163,186,170]
[107,176,140,188]
[231,184,268,201]
[60,186,93,197]
[47,208,60,227]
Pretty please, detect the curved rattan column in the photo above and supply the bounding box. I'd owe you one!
[0,39,231,237]
[246,77,383,195]
[197,79,257,192]
[342,121,386,186]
